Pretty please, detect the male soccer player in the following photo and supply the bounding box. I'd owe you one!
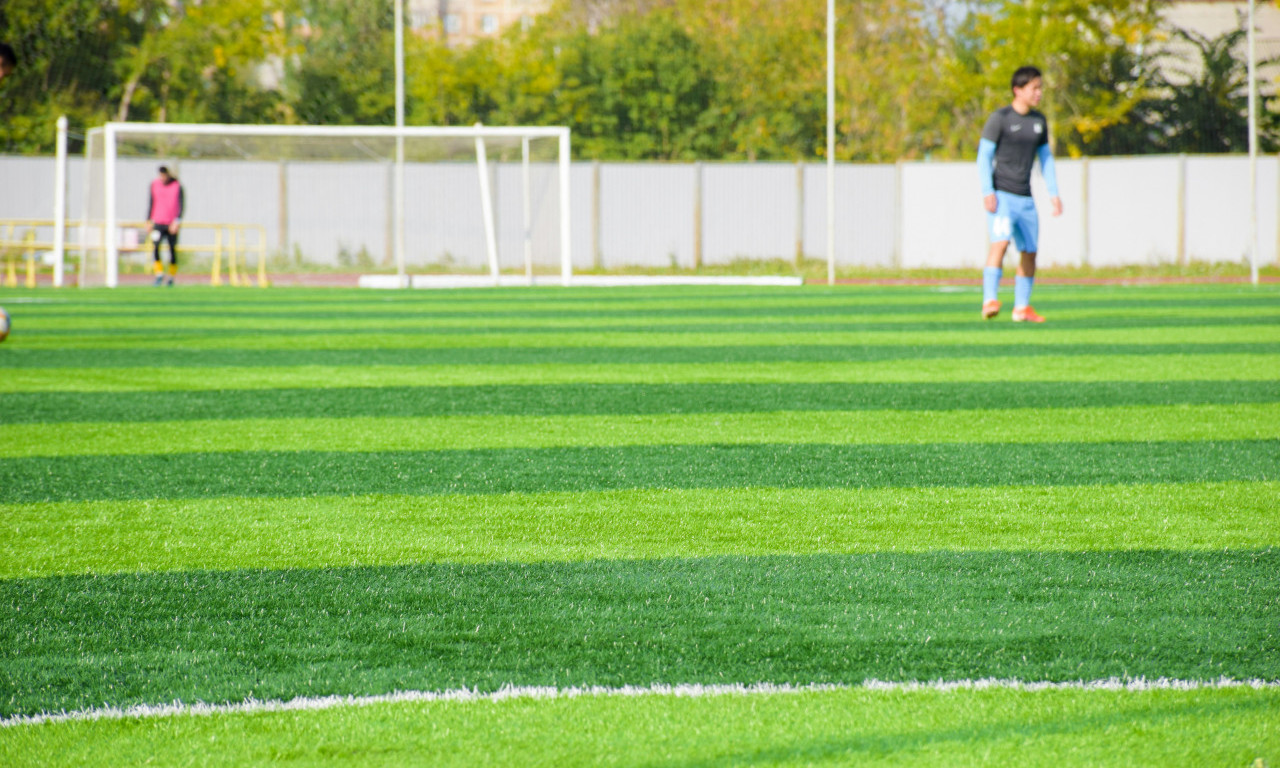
[146,166,185,286]
[978,66,1062,323]
[0,43,17,81]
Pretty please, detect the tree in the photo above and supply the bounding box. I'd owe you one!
[0,0,122,153]
[284,0,396,125]
[550,10,723,159]
[113,0,295,124]
[1155,25,1279,153]
[951,0,1165,158]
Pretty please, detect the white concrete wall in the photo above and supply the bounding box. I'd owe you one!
[4,154,1276,271]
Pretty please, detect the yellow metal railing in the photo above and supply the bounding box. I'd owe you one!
[0,219,270,287]
[1,227,39,288]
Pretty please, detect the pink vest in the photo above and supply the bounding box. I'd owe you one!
[150,179,182,224]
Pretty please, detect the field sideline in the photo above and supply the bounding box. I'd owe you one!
[1,283,1277,766]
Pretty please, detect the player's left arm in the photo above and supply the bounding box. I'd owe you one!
[1037,143,1063,217]
[171,186,185,234]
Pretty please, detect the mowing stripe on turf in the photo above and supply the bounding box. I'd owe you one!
[2,440,1275,503]
[8,380,1280,424]
[5,678,1278,729]
[6,404,1279,457]
[4,342,1280,367]
[3,355,1277,393]
[4,483,1276,578]
[3,551,1276,716]
[11,323,1280,352]
[8,285,1278,318]
[17,311,1280,337]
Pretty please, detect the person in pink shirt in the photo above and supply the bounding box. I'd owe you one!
[146,166,185,286]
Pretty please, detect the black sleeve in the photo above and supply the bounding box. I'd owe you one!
[178,185,185,218]
[147,190,154,221]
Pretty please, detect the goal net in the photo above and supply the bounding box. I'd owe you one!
[79,123,571,287]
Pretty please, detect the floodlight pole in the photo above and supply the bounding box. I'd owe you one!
[394,0,407,288]
[1248,0,1259,286]
[826,0,836,286]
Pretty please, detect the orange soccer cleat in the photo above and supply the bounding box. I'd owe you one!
[1012,305,1046,323]
[981,299,1001,320]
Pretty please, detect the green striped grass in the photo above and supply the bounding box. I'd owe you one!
[1,283,1278,766]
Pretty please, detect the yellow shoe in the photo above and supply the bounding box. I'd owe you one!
[981,299,1001,320]
[1012,305,1046,323]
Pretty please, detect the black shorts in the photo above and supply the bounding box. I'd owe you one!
[151,224,179,262]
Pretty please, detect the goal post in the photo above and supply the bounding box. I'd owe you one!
[82,122,572,287]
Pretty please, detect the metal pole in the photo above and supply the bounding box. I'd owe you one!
[1248,0,1259,285]
[475,129,500,283]
[559,129,573,286]
[79,127,100,288]
[395,0,407,288]
[522,136,534,285]
[826,0,836,285]
[54,116,68,287]
[105,123,118,288]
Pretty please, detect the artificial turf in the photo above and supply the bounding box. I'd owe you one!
[4,404,1278,456]
[2,483,1277,578]
[4,440,1277,504]
[5,353,1276,396]
[6,687,1277,768]
[1,283,1277,765]
[4,551,1278,716]
[5,380,1280,423]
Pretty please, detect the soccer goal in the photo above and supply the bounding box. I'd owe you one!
[79,122,572,287]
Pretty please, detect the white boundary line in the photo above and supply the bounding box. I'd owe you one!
[5,678,1277,728]
[359,274,806,289]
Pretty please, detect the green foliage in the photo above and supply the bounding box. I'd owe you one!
[0,0,121,153]
[1155,25,1280,154]
[956,0,1165,158]
[0,0,1274,158]
[286,0,395,124]
[555,12,723,159]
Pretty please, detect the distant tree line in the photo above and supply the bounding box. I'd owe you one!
[1,0,1275,158]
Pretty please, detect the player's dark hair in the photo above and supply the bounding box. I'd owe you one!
[1011,66,1042,91]
[158,166,170,175]
[0,43,16,69]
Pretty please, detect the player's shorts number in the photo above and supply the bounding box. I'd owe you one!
[992,216,1012,240]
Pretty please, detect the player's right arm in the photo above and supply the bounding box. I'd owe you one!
[978,139,997,213]
[979,111,1002,213]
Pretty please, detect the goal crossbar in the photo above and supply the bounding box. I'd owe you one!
[93,122,573,287]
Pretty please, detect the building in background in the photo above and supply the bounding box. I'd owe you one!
[409,0,553,45]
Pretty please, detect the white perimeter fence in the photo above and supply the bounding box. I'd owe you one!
[2,154,1276,273]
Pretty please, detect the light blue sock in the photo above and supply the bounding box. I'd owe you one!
[1015,275,1034,309]
[983,267,1002,303]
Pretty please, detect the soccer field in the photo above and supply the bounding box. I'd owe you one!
[1,283,1278,766]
